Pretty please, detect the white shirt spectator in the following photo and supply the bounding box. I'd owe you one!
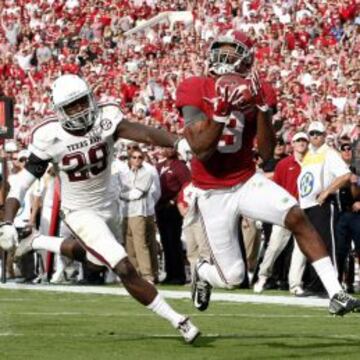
[65,0,80,10]
[15,51,33,71]
[332,96,348,113]
[298,143,350,209]
[119,164,153,218]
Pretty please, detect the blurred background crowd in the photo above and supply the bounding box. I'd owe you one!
[0,0,359,293]
[0,0,359,151]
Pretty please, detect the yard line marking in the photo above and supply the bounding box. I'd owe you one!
[0,283,329,308]
[9,312,332,318]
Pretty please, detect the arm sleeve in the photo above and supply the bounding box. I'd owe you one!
[150,167,162,204]
[134,170,153,193]
[25,153,50,179]
[7,169,37,204]
[327,150,351,178]
[182,106,208,126]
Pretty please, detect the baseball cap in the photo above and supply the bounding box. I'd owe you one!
[292,132,309,142]
[18,149,30,160]
[308,121,325,133]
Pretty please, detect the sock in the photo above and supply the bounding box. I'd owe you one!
[32,235,64,254]
[198,262,226,288]
[147,294,184,328]
[311,257,342,298]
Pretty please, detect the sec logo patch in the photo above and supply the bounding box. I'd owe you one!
[100,119,112,130]
[299,172,314,197]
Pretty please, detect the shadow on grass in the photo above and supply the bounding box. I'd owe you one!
[97,331,360,351]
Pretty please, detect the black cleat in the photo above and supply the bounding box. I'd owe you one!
[329,291,360,316]
[191,259,212,311]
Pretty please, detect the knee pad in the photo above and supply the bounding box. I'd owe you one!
[224,259,245,288]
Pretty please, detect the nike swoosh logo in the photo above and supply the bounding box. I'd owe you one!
[335,300,348,307]
[193,295,202,308]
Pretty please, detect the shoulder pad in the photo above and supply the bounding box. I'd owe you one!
[97,103,124,136]
[29,118,59,160]
[176,76,216,111]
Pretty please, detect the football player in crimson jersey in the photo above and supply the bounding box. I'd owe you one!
[0,74,199,343]
[176,30,360,315]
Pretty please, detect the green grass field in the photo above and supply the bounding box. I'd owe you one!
[1,288,360,360]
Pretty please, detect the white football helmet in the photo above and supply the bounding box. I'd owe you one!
[51,74,98,132]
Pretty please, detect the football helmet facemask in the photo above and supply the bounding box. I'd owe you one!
[51,74,98,132]
[209,30,254,76]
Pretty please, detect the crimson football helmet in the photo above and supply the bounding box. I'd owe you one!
[208,30,254,77]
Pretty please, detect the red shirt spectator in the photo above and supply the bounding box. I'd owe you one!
[273,155,301,199]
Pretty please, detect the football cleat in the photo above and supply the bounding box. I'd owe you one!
[253,276,267,294]
[192,259,212,311]
[289,285,305,297]
[14,231,40,262]
[177,317,200,344]
[329,291,360,316]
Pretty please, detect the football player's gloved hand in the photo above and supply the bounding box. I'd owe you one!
[0,222,18,251]
[204,85,235,125]
[249,70,269,112]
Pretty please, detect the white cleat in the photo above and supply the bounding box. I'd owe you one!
[177,317,200,344]
[290,285,305,297]
[50,270,67,284]
[253,276,267,294]
[14,230,40,262]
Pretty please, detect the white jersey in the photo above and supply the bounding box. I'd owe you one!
[29,103,123,212]
[297,143,350,209]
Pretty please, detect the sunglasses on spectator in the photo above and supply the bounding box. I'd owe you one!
[340,144,352,152]
[131,156,143,160]
[309,131,324,137]
[18,157,27,163]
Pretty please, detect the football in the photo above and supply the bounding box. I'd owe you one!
[215,73,255,111]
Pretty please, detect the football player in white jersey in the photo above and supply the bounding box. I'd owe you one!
[0,74,200,343]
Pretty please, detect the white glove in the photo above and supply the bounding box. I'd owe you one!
[128,189,144,200]
[0,222,18,251]
[175,138,192,162]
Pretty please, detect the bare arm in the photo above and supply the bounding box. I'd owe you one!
[29,195,42,227]
[177,201,188,217]
[350,174,360,199]
[317,173,351,205]
[326,173,351,194]
[256,109,275,162]
[4,197,21,223]
[182,106,224,162]
[115,118,177,147]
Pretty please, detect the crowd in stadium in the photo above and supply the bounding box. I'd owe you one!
[0,0,358,147]
[0,0,359,297]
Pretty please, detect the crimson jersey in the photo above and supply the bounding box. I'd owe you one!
[176,76,277,189]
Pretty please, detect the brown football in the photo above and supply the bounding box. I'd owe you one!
[215,73,255,111]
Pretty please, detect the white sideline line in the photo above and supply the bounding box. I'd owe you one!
[0,283,329,308]
[11,312,329,318]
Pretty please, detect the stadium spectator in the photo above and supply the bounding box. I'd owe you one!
[177,181,209,277]
[297,121,351,295]
[253,132,309,296]
[0,0,358,294]
[156,146,190,285]
[120,148,155,283]
[336,140,360,292]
